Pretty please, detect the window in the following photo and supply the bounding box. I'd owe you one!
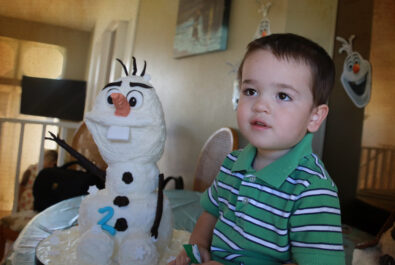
[0,36,65,211]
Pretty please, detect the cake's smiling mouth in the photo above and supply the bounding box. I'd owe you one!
[347,73,367,96]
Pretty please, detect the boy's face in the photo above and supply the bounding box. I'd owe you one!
[237,49,328,155]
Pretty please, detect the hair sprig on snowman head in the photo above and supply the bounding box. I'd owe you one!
[115,57,151,83]
[336,35,372,108]
[337,35,355,55]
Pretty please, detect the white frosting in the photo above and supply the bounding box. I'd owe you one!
[36,227,190,265]
[63,63,173,265]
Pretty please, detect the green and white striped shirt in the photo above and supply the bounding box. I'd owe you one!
[201,133,345,265]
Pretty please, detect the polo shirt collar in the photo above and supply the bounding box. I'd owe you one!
[231,133,313,188]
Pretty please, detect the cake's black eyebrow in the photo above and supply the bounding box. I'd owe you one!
[103,81,122,90]
[130,82,152,89]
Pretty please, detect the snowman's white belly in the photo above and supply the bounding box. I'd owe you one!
[78,190,158,240]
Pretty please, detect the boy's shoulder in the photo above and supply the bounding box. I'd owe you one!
[230,148,243,158]
[222,148,338,192]
[221,149,243,165]
[291,153,338,192]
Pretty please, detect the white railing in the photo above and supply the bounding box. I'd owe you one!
[358,146,395,191]
[0,117,80,212]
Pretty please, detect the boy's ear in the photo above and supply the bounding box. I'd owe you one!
[307,104,329,133]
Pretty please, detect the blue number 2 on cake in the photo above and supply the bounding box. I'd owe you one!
[98,206,116,236]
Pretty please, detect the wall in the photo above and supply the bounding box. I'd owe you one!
[90,0,139,44]
[323,0,374,224]
[131,0,338,189]
[361,0,395,147]
[0,15,91,80]
[85,0,140,111]
[286,0,338,157]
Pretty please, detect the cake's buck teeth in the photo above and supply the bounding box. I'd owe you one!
[107,125,130,141]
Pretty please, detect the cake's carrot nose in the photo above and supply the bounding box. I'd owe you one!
[353,63,360,74]
[111,93,130,117]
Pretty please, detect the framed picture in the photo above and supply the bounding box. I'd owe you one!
[173,0,231,58]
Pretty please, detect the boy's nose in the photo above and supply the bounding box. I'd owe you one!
[252,96,271,113]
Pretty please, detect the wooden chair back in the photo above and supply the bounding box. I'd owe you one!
[71,122,107,171]
[193,127,238,192]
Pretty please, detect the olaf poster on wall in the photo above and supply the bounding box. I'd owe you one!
[231,1,273,110]
[254,1,272,39]
[336,35,372,108]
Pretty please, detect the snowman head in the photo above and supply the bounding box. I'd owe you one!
[85,58,166,164]
[337,35,372,108]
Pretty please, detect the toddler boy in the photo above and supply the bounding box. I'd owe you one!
[171,33,345,265]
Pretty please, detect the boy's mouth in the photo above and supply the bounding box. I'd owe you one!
[251,120,270,128]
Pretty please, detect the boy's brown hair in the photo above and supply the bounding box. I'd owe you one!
[238,33,335,106]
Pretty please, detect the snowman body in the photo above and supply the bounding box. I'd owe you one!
[75,61,172,265]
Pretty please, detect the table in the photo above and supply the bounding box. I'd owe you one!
[4,190,376,265]
[5,190,202,265]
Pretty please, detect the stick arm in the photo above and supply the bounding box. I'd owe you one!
[45,131,106,181]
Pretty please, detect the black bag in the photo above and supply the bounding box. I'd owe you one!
[33,161,104,212]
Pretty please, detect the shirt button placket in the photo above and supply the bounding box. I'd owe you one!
[236,173,251,227]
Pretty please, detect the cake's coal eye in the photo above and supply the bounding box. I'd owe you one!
[129,97,136,107]
[347,62,353,71]
[106,89,119,105]
[127,90,143,109]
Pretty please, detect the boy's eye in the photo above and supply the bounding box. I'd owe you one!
[278,92,291,101]
[242,88,257,96]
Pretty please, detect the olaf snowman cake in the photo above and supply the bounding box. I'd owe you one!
[35,58,189,265]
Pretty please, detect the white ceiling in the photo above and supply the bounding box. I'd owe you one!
[0,0,99,31]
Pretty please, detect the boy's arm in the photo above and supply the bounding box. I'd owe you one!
[289,179,345,265]
[171,161,222,265]
[189,211,217,253]
[169,211,217,265]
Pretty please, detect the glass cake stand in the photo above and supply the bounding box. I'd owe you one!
[4,190,203,265]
